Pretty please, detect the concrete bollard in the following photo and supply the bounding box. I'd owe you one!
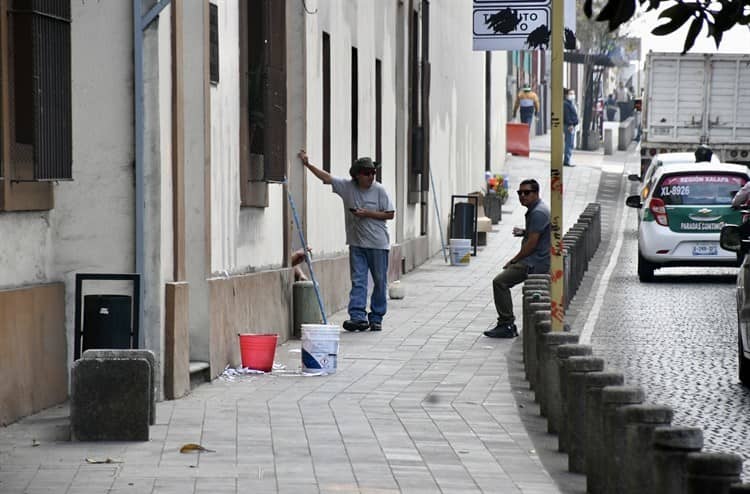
[527,308,550,390]
[533,318,551,404]
[523,295,549,379]
[600,386,645,494]
[619,404,673,494]
[537,333,580,429]
[522,283,548,364]
[653,426,703,494]
[293,281,322,338]
[556,344,592,442]
[564,357,604,470]
[584,372,625,493]
[686,452,743,494]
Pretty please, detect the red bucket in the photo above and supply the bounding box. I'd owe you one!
[238,333,278,372]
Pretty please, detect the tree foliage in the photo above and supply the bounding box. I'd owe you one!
[584,0,750,53]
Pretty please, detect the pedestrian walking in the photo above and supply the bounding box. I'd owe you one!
[605,93,617,121]
[513,84,540,127]
[563,88,578,167]
[299,150,395,332]
[485,179,550,338]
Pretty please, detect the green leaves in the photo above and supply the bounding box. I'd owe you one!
[584,0,750,53]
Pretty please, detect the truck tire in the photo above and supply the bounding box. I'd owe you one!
[638,251,655,282]
[740,331,750,387]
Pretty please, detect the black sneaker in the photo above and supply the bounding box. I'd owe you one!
[484,323,518,338]
[369,321,382,331]
[343,319,370,332]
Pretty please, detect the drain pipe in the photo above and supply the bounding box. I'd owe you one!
[134,0,171,347]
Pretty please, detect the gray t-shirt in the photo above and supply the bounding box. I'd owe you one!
[331,177,395,250]
[522,199,551,274]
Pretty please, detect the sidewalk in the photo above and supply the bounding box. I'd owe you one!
[0,135,619,494]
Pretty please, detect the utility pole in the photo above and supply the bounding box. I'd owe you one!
[550,0,565,331]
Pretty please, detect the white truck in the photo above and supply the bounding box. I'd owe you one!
[640,52,750,177]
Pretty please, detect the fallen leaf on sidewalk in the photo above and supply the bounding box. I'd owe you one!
[85,457,123,464]
[179,443,215,453]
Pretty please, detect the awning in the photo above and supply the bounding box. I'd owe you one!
[564,51,623,67]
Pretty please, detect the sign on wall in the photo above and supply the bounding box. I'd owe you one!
[472,0,576,51]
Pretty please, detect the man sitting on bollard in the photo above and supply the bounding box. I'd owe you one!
[485,179,550,338]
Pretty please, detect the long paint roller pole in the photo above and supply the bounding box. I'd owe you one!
[429,168,448,263]
[284,182,328,324]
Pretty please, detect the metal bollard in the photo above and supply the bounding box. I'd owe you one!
[564,357,604,470]
[537,333,580,429]
[556,344,592,445]
[619,404,673,494]
[653,426,703,494]
[600,386,645,494]
[533,318,551,404]
[584,372,626,494]
[686,452,743,494]
[526,304,550,388]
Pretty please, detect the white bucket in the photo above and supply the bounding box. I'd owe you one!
[301,324,340,373]
[449,238,471,266]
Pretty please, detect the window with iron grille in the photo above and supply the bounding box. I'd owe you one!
[2,0,71,185]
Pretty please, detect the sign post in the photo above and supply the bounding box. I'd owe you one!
[549,0,564,332]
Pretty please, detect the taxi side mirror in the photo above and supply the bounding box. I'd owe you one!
[720,224,742,252]
[625,195,642,209]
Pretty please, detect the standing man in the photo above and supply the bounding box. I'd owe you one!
[485,179,550,338]
[298,150,395,332]
[563,88,578,167]
[513,84,540,128]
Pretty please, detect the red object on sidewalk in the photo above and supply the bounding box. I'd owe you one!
[506,122,530,157]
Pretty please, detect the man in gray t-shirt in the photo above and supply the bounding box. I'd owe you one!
[299,151,395,332]
[485,178,550,339]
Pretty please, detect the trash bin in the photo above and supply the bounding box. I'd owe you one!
[451,202,475,240]
[82,295,133,351]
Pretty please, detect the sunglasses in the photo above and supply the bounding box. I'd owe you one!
[359,170,377,176]
[517,189,536,196]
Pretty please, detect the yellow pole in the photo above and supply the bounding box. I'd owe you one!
[550,0,565,332]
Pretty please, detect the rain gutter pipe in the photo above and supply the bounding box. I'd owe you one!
[134,0,171,346]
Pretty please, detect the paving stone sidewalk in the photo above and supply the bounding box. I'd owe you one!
[0,135,618,494]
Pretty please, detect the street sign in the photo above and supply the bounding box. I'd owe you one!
[472,0,575,52]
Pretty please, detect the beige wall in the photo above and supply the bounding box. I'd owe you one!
[0,284,67,425]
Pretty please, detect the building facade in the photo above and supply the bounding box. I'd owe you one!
[0,0,508,424]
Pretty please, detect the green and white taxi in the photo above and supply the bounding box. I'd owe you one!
[625,162,750,282]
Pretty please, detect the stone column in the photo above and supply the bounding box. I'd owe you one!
[600,386,645,494]
[686,452,743,494]
[563,356,604,470]
[619,404,673,494]
[537,333,580,429]
[556,344,592,449]
[653,426,703,494]
[584,372,625,494]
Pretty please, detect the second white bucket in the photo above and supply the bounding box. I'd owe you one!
[301,324,340,373]
[449,238,471,266]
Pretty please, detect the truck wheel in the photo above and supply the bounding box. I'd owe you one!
[638,252,655,282]
[740,331,750,387]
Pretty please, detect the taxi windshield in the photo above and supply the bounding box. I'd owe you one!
[654,173,747,206]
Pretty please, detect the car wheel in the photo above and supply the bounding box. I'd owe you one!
[638,251,655,282]
[740,330,750,387]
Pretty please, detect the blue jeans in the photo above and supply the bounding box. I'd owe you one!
[348,246,389,324]
[564,127,574,165]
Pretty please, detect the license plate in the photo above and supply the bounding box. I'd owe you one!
[693,244,718,256]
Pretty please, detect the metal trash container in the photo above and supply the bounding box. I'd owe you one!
[82,295,133,351]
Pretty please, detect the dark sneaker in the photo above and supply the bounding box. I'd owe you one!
[369,322,382,331]
[343,319,370,332]
[484,323,518,338]
[564,162,575,167]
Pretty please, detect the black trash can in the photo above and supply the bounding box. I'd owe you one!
[452,202,475,240]
[82,294,133,351]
